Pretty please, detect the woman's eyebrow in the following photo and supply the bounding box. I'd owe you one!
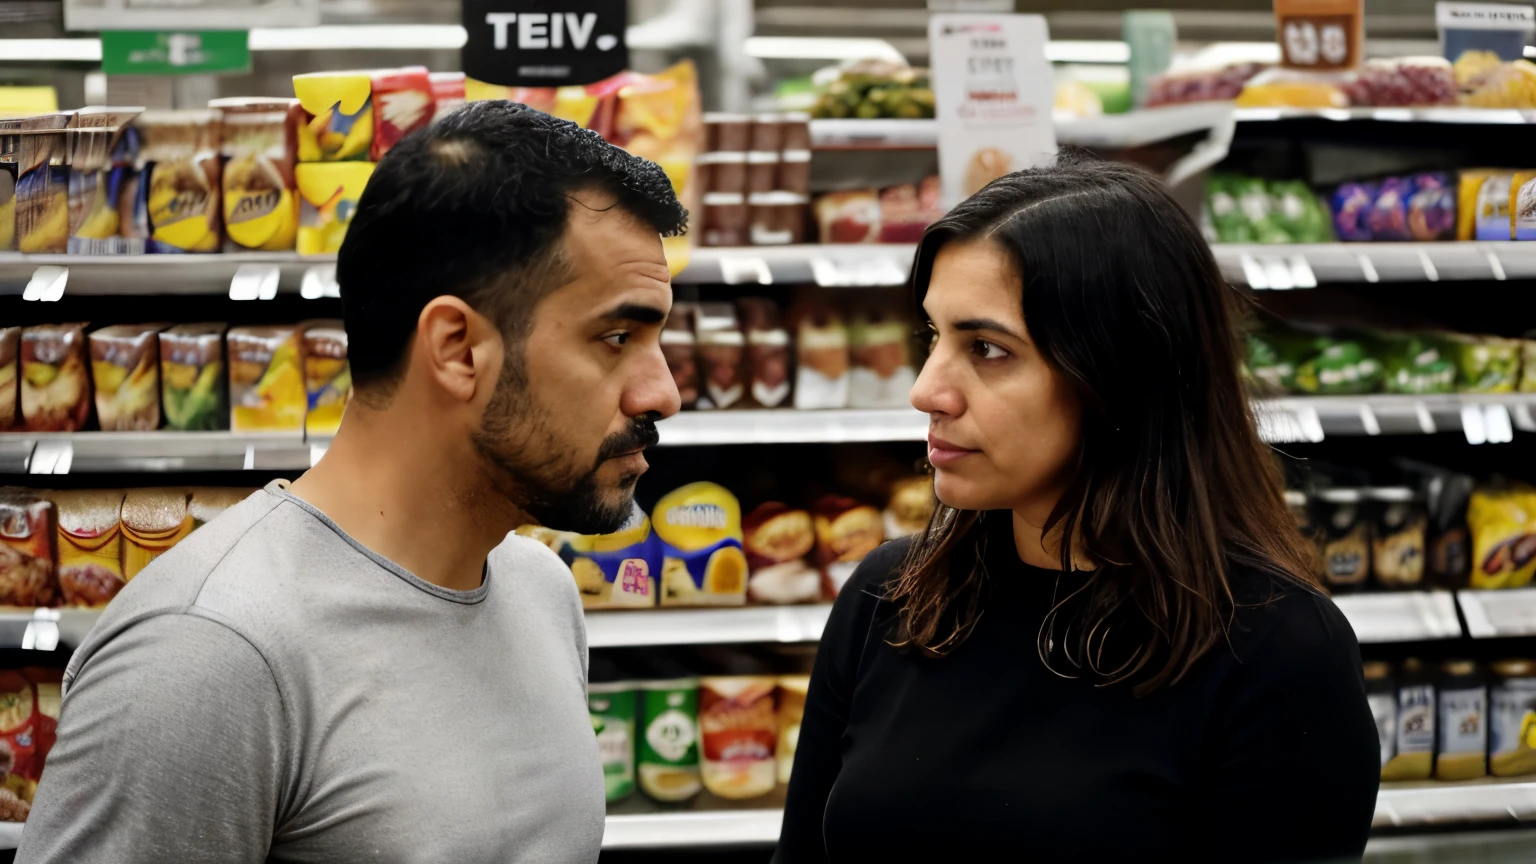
[953,317,1026,341]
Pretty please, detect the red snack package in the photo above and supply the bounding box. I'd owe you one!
[0,487,58,608]
[429,72,466,123]
[370,67,436,161]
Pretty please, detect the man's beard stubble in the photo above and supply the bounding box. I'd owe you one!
[471,357,660,536]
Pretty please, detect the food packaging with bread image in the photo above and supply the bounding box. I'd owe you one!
[49,489,125,608]
[638,679,702,802]
[212,98,301,252]
[135,110,222,253]
[89,324,166,431]
[21,324,91,433]
[189,487,252,529]
[120,488,193,581]
[885,475,937,539]
[160,323,227,431]
[302,321,350,436]
[699,676,778,800]
[695,304,747,411]
[14,114,71,254]
[228,326,307,432]
[653,483,747,607]
[0,488,58,608]
[814,494,884,596]
[738,298,792,409]
[777,675,810,785]
[296,162,375,255]
[66,107,143,255]
[293,71,374,163]
[743,503,820,605]
[0,328,18,431]
[848,308,917,410]
[516,501,660,609]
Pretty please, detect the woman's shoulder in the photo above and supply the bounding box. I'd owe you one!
[1223,564,1361,671]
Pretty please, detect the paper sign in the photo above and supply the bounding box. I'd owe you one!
[462,0,628,87]
[1273,0,1364,70]
[928,14,1057,207]
[1438,2,1536,62]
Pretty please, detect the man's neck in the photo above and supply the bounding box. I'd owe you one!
[287,408,521,592]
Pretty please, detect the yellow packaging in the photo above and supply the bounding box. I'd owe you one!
[50,489,125,608]
[652,482,747,607]
[293,71,374,163]
[296,162,374,255]
[301,321,349,436]
[1458,169,1516,242]
[120,488,193,580]
[517,503,661,609]
[1469,487,1536,590]
[14,114,71,254]
[137,110,222,253]
[227,326,306,432]
[213,98,300,252]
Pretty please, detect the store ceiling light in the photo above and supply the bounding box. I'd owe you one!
[745,37,907,63]
[0,39,103,62]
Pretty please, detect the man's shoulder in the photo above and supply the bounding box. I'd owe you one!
[488,533,585,613]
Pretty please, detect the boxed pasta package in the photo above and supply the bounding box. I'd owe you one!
[212,98,301,252]
[50,489,125,608]
[160,323,227,431]
[89,324,165,431]
[21,324,91,433]
[653,482,747,607]
[120,488,192,580]
[228,326,306,432]
[0,488,58,608]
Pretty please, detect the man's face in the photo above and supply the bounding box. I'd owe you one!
[472,192,681,535]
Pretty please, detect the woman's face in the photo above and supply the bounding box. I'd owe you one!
[910,240,1082,520]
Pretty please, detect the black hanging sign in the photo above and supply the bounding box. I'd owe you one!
[462,0,629,88]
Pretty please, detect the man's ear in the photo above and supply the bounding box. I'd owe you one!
[413,297,503,404]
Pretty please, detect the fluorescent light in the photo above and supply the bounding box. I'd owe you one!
[0,39,103,62]
[249,25,468,51]
[1045,41,1130,64]
[745,37,906,63]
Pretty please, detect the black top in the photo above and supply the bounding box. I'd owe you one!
[774,517,1380,864]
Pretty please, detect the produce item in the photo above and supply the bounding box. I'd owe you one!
[1268,180,1333,244]
[1330,181,1376,242]
[699,676,778,800]
[519,502,660,609]
[212,98,300,252]
[1458,169,1515,241]
[1437,661,1488,781]
[1144,62,1265,107]
[0,328,18,431]
[793,304,851,410]
[1371,487,1426,591]
[429,72,466,123]
[51,489,125,608]
[1364,662,1395,771]
[0,119,19,251]
[1513,170,1536,240]
[878,177,944,244]
[695,304,746,410]
[739,298,791,409]
[369,67,434,161]
[1381,659,1436,782]
[778,675,810,785]
[1381,333,1456,394]
[1342,57,1457,106]
[884,475,937,538]
[21,324,91,433]
[1315,488,1370,591]
[588,683,636,803]
[748,192,808,246]
[295,162,375,255]
[228,326,306,432]
[188,487,249,528]
[703,113,751,152]
[653,483,747,607]
[293,71,374,162]
[661,303,699,410]
[1294,337,1381,396]
[14,114,71,254]
[1468,486,1536,590]
[814,189,880,244]
[742,503,819,605]
[135,110,221,253]
[1367,176,1415,242]
[809,59,934,120]
[848,309,917,409]
[814,494,884,596]
[120,488,192,580]
[1451,335,1521,393]
[1234,68,1349,109]
[66,108,142,254]
[89,324,164,431]
[637,679,702,802]
[1490,659,1536,777]
[1407,172,1457,241]
[0,489,58,607]
[160,323,227,431]
[302,321,349,436]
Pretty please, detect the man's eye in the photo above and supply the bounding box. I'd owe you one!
[971,339,1008,360]
[601,332,631,348]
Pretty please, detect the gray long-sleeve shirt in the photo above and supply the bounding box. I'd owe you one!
[17,481,604,864]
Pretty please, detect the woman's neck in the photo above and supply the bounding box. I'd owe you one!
[1011,509,1062,570]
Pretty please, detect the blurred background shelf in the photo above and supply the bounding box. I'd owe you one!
[602,810,785,850]
[1333,592,1463,644]
[586,605,832,649]
[1375,780,1536,829]
[1457,588,1536,639]
[1212,243,1536,288]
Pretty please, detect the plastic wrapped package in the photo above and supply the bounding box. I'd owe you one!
[50,489,125,608]
[135,111,222,253]
[1342,57,1457,106]
[1293,336,1382,396]
[160,323,227,430]
[1489,660,1536,777]
[295,162,375,255]
[21,324,91,433]
[1235,68,1350,109]
[301,321,349,436]
[699,676,778,800]
[1407,172,1457,241]
[1331,182,1377,242]
[293,71,374,163]
[1511,170,1536,240]
[212,98,300,252]
[1367,176,1416,242]
[188,487,250,528]
[89,324,164,431]
[0,328,18,431]
[14,114,71,254]
[369,67,435,161]
[1468,486,1536,590]
[742,503,820,605]
[1381,659,1436,782]
[0,488,58,608]
[1462,58,1536,108]
[653,483,747,607]
[228,326,306,432]
[1459,170,1515,241]
[517,502,660,610]
[1451,335,1521,393]
[813,494,884,596]
[884,475,937,538]
[66,107,142,255]
[0,118,19,251]
[1380,333,1457,394]
[777,676,810,785]
[1144,62,1266,107]
[120,488,193,580]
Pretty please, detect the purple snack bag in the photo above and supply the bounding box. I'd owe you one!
[1332,182,1377,242]
[1367,176,1415,242]
[1406,172,1456,241]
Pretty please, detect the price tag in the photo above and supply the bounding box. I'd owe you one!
[230,264,280,301]
[1274,0,1363,71]
[22,265,67,302]
[300,265,339,299]
[28,439,72,475]
[1462,403,1488,444]
[719,256,772,285]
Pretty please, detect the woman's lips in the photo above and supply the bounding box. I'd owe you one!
[927,434,976,467]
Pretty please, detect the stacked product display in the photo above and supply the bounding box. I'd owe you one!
[698,113,812,248]
[1369,658,1536,783]
[0,667,62,824]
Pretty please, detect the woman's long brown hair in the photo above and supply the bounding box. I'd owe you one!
[891,154,1320,697]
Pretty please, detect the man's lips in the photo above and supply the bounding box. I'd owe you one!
[928,434,976,467]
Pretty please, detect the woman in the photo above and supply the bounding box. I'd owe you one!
[775,156,1380,863]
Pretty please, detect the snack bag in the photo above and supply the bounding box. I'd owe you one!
[1512,170,1536,241]
[885,475,938,538]
[699,676,778,800]
[1,118,19,251]
[1458,169,1515,241]
[777,675,810,785]
[849,308,917,409]
[1407,172,1456,241]
[793,304,851,410]
[370,67,435,161]
[1380,332,1456,395]
[653,482,747,607]
[302,321,350,436]
[228,326,306,432]
[188,487,251,529]
[212,98,300,252]
[295,162,375,255]
[1469,487,1536,590]
[429,72,467,122]
[813,494,884,596]
[1332,181,1377,242]
[0,328,19,431]
[0,672,47,801]
[0,488,58,607]
[1522,341,1536,393]
[89,324,165,431]
[1452,335,1521,393]
[66,108,142,254]
[50,489,125,608]
[135,110,222,253]
[160,323,227,431]
[1367,176,1415,242]
[1270,179,1332,243]
[120,488,192,580]
[21,324,91,433]
[15,114,71,254]
[1293,337,1382,396]
[742,503,820,605]
[293,71,374,163]
[517,502,662,609]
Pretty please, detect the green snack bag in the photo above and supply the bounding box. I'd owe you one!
[1382,333,1458,395]
[1208,175,1251,243]
[589,683,637,803]
[1454,335,1521,393]
[1246,331,1296,394]
[1521,340,1536,393]
[1296,337,1383,395]
[637,679,702,803]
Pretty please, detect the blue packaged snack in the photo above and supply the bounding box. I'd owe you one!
[516,502,662,609]
[1407,172,1457,241]
[1368,176,1415,242]
[1332,182,1377,242]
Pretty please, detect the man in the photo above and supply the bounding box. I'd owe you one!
[18,101,686,863]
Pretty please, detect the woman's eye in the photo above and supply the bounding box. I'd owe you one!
[971,339,1008,361]
[601,332,631,348]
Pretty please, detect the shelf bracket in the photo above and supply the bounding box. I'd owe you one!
[230,264,281,301]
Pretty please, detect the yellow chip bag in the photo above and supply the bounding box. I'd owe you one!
[1469,486,1536,590]
[652,482,746,607]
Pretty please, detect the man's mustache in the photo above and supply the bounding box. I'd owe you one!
[596,414,661,463]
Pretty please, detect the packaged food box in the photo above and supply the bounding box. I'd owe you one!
[160,323,227,431]
[21,324,91,433]
[0,328,18,431]
[1489,660,1536,777]
[699,676,778,800]
[89,324,165,431]
[516,501,661,609]
[742,503,820,605]
[0,118,20,251]
[135,110,222,253]
[0,488,58,607]
[120,488,192,580]
[1458,169,1515,241]
[212,98,301,252]
[296,162,375,255]
[777,675,810,785]
[884,475,937,538]
[50,489,125,608]
[188,487,251,529]
[370,67,435,161]
[302,321,350,436]
[738,298,791,409]
[695,304,746,410]
[293,70,374,163]
[793,304,850,410]
[14,114,71,254]
[813,494,884,596]
[66,107,142,255]
[848,308,917,409]
[429,72,467,123]
[588,682,637,803]
[637,679,702,802]
[653,482,747,607]
[662,303,699,410]
[228,326,306,432]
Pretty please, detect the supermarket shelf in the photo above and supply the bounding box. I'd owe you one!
[656,409,927,446]
[679,244,916,287]
[1257,394,1536,443]
[603,809,783,850]
[0,252,336,298]
[6,431,318,474]
[810,103,1236,152]
[1457,588,1536,639]
[0,608,102,651]
[1235,106,1536,125]
[0,821,18,850]
[1334,592,1463,644]
[1375,779,1536,828]
[586,604,832,648]
[1214,242,1536,287]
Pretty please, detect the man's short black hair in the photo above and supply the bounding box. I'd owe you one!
[336,100,688,396]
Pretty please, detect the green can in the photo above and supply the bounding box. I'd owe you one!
[588,682,636,802]
[637,678,702,802]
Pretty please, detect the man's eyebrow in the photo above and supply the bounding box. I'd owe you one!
[598,303,668,325]
[953,317,1026,341]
